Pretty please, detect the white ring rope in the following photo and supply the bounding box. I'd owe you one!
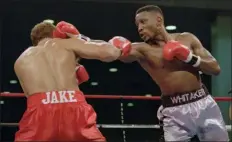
[98,124,161,129]
[98,124,232,131]
[0,123,231,131]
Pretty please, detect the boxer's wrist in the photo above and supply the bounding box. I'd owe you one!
[115,50,122,60]
[117,49,124,58]
[108,36,132,57]
[184,52,201,67]
[77,34,91,42]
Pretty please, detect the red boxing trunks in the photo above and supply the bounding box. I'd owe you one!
[15,90,105,141]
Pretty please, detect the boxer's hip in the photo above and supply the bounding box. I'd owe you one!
[158,84,213,126]
[161,84,209,107]
[22,90,89,126]
[24,90,91,129]
[16,90,105,141]
[27,90,86,107]
[157,85,228,141]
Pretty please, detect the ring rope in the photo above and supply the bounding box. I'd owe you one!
[0,123,231,131]
[1,93,231,134]
[1,93,232,101]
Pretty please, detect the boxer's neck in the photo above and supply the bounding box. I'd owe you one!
[38,38,51,46]
[151,28,171,47]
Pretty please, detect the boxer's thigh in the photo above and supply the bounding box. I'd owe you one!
[162,118,193,141]
[197,96,229,141]
[15,106,56,141]
[15,109,36,141]
[157,106,195,141]
[69,103,106,141]
[81,104,106,141]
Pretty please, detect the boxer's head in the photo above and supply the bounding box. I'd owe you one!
[30,22,56,46]
[135,5,164,42]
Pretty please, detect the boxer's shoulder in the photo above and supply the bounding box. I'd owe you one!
[14,47,35,64]
[175,32,196,40]
[173,32,196,49]
[19,47,35,58]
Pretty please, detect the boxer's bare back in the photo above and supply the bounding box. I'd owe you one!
[120,33,201,95]
[14,39,79,97]
[14,37,120,97]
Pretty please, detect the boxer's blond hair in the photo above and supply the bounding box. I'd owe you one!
[30,22,55,46]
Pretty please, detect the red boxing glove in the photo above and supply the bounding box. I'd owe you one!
[163,40,201,67]
[53,21,80,39]
[75,65,89,85]
[109,36,132,57]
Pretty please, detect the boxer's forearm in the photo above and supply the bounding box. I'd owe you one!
[85,42,122,62]
[197,59,221,76]
[63,38,121,62]
[99,43,122,62]
[118,42,144,63]
[90,39,107,43]
[188,33,221,76]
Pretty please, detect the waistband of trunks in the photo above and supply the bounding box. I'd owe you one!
[161,84,209,107]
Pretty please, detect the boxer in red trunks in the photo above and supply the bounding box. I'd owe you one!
[14,21,131,141]
[109,5,229,141]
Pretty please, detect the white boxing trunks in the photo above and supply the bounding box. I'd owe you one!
[157,84,229,141]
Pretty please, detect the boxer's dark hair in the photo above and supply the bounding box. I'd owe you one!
[136,5,163,16]
[30,22,55,46]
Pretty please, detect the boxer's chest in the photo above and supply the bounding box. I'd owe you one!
[141,47,175,69]
[140,44,190,70]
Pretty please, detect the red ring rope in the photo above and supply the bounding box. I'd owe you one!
[1,93,232,101]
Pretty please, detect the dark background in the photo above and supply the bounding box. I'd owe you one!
[0,0,229,141]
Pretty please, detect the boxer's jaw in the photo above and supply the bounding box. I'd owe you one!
[140,33,151,42]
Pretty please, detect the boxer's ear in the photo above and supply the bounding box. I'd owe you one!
[156,16,163,25]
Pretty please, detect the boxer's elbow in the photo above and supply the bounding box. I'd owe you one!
[206,60,221,76]
[209,59,221,75]
[212,63,221,76]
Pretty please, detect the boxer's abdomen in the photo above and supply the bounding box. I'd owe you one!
[158,71,201,95]
[138,46,201,95]
[140,60,201,95]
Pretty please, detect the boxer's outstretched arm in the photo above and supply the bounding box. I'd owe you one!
[60,38,121,62]
[119,43,144,63]
[66,33,105,43]
[189,33,221,76]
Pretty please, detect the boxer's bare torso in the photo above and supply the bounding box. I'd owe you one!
[14,39,80,97]
[15,36,121,97]
[121,33,201,95]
